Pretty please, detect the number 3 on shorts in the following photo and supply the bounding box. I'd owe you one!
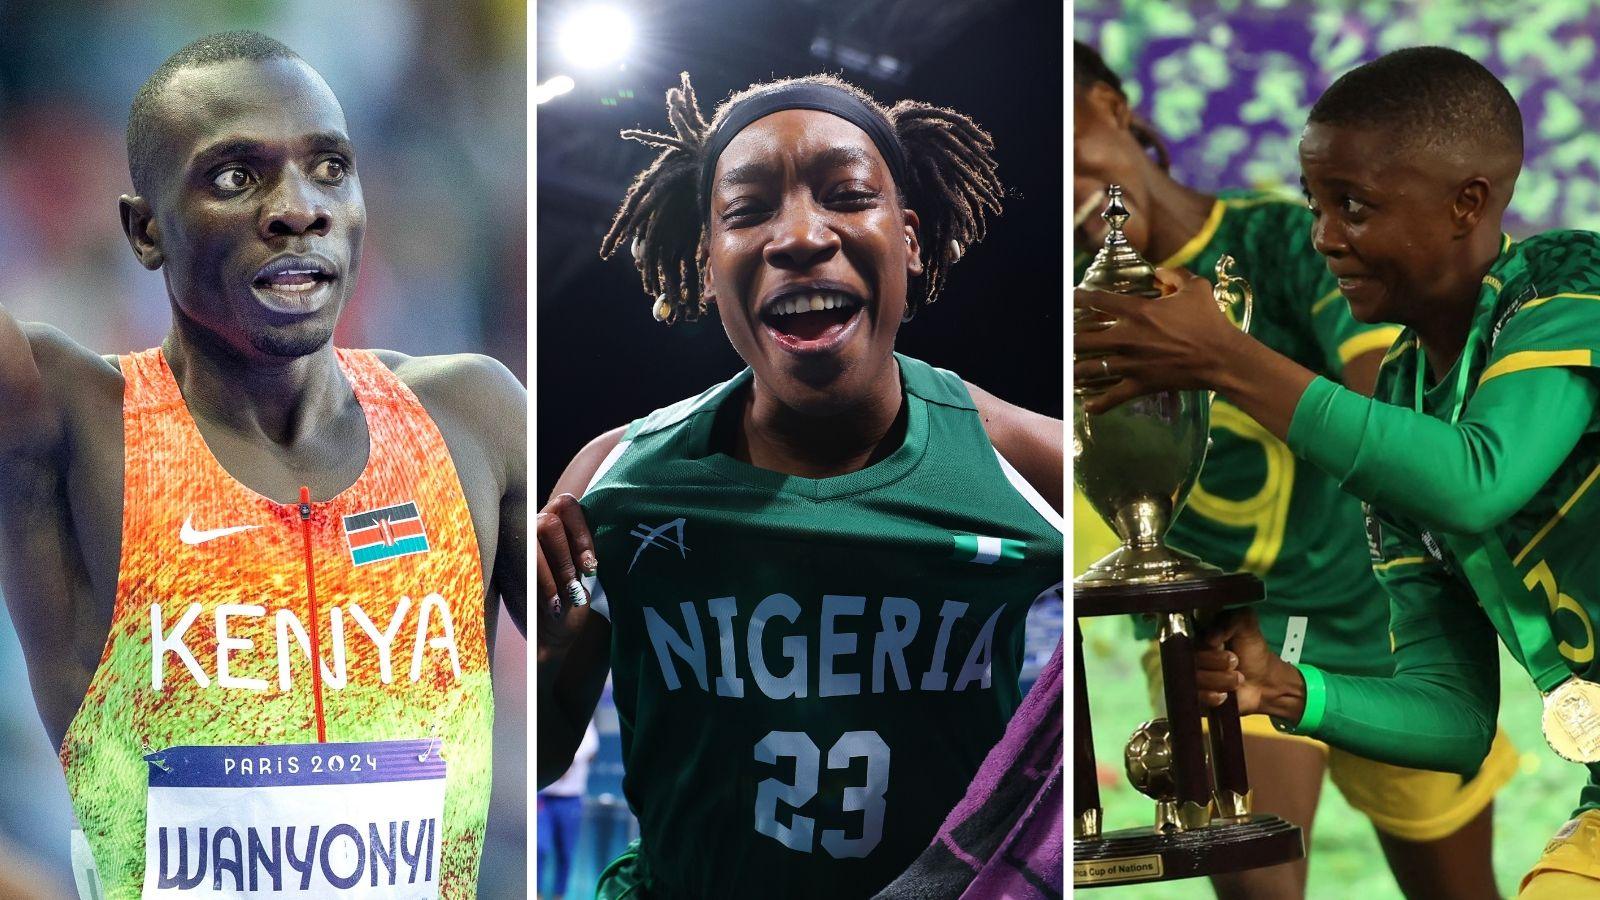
[753,730,890,858]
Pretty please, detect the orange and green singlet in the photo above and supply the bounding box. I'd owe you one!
[59,347,493,898]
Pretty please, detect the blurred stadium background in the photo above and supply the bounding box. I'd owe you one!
[535,0,1062,896]
[0,1,526,897]
[1075,1,1600,897]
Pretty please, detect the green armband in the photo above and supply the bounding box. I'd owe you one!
[1272,663,1326,734]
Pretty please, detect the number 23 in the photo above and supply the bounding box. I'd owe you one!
[753,730,890,858]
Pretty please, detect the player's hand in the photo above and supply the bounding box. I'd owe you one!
[1074,267,1245,414]
[1194,608,1282,716]
[535,492,598,654]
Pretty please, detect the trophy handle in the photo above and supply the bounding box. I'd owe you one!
[1213,254,1253,333]
[1208,255,1254,403]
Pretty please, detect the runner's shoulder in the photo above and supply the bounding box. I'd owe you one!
[370,349,524,475]
[371,349,523,416]
[5,323,120,451]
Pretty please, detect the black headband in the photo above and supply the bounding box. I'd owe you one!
[699,82,909,213]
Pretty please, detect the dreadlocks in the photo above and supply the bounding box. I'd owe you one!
[599,72,1002,324]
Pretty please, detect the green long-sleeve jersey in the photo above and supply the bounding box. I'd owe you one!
[1282,231,1600,813]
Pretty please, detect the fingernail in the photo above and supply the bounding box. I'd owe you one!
[1227,653,1238,668]
[1235,672,1244,686]
[581,552,598,574]
[567,579,589,608]
[550,594,565,619]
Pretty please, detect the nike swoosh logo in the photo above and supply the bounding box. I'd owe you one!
[179,515,263,546]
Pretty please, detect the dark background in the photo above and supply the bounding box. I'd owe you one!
[536,0,1063,498]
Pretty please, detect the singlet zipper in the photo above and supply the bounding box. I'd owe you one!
[299,486,328,743]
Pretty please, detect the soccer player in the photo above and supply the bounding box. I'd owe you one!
[536,73,1065,898]
[0,32,525,898]
[1077,46,1600,897]
[1073,41,1512,899]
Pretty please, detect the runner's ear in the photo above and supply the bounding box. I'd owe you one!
[120,195,164,270]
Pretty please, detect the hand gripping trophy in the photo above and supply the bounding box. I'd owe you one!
[1071,186,1305,888]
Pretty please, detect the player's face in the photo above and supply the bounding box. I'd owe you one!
[144,57,364,359]
[705,109,922,414]
[1299,122,1461,325]
[1073,83,1151,252]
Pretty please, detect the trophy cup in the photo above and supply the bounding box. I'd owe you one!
[1072,186,1304,887]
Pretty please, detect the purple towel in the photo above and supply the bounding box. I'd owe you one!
[875,639,1064,900]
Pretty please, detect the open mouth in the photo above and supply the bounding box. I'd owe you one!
[759,290,865,352]
[252,256,337,312]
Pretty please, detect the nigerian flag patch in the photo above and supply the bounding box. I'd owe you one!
[952,534,1026,566]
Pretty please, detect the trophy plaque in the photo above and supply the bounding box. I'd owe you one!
[1072,186,1304,887]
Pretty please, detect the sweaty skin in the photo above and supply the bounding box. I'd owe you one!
[0,56,526,753]
[536,108,1062,785]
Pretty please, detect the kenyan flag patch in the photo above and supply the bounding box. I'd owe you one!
[952,534,1026,566]
[343,501,430,566]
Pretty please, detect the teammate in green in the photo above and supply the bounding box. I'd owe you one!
[1073,41,1510,899]
[1076,46,1600,898]
[536,74,1064,898]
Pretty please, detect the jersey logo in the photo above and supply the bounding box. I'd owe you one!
[952,533,1026,566]
[179,515,262,546]
[629,518,689,573]
[343,502,430,566]
[1491,283,1537,348]
[1362,503,1383,561]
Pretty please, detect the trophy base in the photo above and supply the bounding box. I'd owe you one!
[1073,815,1303,888]
[1075,570,1264,619]
[1076,542,1225,587]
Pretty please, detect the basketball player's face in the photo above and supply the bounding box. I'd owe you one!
[1299,122,1460,326]
[138,57,364,359]
[705,110,922,413]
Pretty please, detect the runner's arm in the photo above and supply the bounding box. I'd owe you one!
[537,427,624,788]
[0,307,68,452]
[1288,366,1597,534]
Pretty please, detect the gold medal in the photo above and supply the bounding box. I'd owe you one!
[1542,678,1600,763]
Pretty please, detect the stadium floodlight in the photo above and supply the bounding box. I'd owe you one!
[535,75,577,104]
[559,4,635,69]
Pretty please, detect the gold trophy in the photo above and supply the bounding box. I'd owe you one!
[1071,186,1303,888]
[1074,183,1252,585]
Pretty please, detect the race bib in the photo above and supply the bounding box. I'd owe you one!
[142,739,446,898]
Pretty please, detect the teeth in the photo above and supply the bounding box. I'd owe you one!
[770,292,856,316]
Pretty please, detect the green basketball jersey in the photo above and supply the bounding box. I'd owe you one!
[1368,231,1600,810]
[579,354,1064,899]
[1080,190,1402,674]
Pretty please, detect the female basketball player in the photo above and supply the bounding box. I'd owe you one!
[536,73,1064,898]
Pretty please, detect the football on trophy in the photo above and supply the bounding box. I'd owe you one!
[1125,718,1177,800]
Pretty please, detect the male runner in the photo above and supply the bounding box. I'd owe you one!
[0,31,525,898]
[537,73,1064,898]
[1078,46,1600,897]
[1073,40,1511,898]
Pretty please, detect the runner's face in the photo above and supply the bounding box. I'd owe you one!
[1299,122,1459,325]
[705,109,922,414]
[146,57,364,358]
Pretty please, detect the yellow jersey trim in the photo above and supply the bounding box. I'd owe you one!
[1159,199,1227,268]
[1339,327,1405,365]
[1373,556,1430,572]
[1514,458,1600,567]
[1478,349,1593,387]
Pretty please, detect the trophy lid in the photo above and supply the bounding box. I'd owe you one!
[1078,184,1161,299]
